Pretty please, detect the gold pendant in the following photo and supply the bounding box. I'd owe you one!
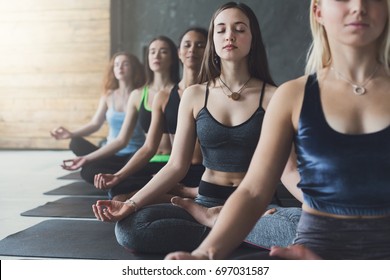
[230,92,240,100]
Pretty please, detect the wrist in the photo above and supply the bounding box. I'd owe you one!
[192,249,211,260]
[115,172,126,182]
[124,199,139,212]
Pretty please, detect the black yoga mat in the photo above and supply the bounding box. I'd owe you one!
[57,171,82,180]
[21,197,102,219]
[44,181,106,196]
[0,219,163,260]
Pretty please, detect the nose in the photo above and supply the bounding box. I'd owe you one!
[225,29,236,42]
[352,0,367,15]
[188,44,195,53]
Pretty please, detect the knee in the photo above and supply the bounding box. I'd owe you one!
[79,167,95,184]
[115,218,137,250]
[69,137,83,153]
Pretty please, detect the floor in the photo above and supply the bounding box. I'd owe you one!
[0,150,76,258]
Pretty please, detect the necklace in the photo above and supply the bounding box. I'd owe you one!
[331,65,379,96]
[218,77,251,101]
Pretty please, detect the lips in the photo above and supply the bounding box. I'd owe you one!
[346,22,369,27]
[223,44,237,50]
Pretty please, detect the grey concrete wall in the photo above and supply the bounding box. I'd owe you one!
[111,0,311,85]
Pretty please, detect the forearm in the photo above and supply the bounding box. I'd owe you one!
[129,161,189,208]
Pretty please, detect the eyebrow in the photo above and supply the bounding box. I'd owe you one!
[149,47,169,51]
[215,21,248,27]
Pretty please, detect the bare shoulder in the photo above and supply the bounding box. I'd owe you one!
[128,87,144,106]
[268,75,309,126]
[181,83,207,117]
[271,76,308,105]
[182,83,207,103]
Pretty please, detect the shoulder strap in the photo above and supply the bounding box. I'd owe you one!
[259,81,266,107]
[138,86,148,110]
[204,84,210,107]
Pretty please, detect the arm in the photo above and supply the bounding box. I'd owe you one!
[167,80,303,260]
[63,90,141,171]
[82,90,141,162]
[280,145,303,203]
[95,90,168,189]
[51,95,107,139]
[93,86,202,220]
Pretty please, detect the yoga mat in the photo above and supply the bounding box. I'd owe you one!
[44,181,106,196]
[57,171,82,180]
[21,197,101,219]
[0,219,163,260]
[0,220,263,260]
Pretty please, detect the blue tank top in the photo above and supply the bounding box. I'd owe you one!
[106,95,145,156]
[164,84,180,134]
[196,82,266,172]
[295,74,390,216]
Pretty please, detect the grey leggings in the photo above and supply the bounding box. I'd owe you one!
[115,187,301,254]
[293,211,390,259]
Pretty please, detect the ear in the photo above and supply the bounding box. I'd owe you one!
[313,2,324,25]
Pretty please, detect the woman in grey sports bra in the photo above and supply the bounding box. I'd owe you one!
[92,2,302,255]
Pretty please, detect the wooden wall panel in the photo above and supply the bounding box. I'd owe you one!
[0,0,110,149]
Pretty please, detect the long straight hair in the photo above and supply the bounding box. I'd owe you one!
[144,36,180,85]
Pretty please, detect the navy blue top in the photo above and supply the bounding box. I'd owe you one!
[196,82,266,172]
[164,84,180,134]
[295,74,390,216]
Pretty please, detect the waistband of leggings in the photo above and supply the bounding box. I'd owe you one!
[198,180,236,200]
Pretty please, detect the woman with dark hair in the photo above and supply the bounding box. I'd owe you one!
[93,2,301,254]
[51,52,146,183]
[94,28,208,201]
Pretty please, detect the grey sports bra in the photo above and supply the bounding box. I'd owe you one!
[196,82,266,172]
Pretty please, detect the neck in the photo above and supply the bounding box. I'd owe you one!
[118,80,133,95]
[179,67,199,90]
[150,72,172,91]
[219,59,250,85]
[330,44,379,82]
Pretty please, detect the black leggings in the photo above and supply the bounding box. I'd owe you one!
[69,137,133,184]
[108,164,205,199]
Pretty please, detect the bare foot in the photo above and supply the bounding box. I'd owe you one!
[169,184,198,199]
[171,196,222,228]
[112,193,134,202]
[270,244,322,260]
